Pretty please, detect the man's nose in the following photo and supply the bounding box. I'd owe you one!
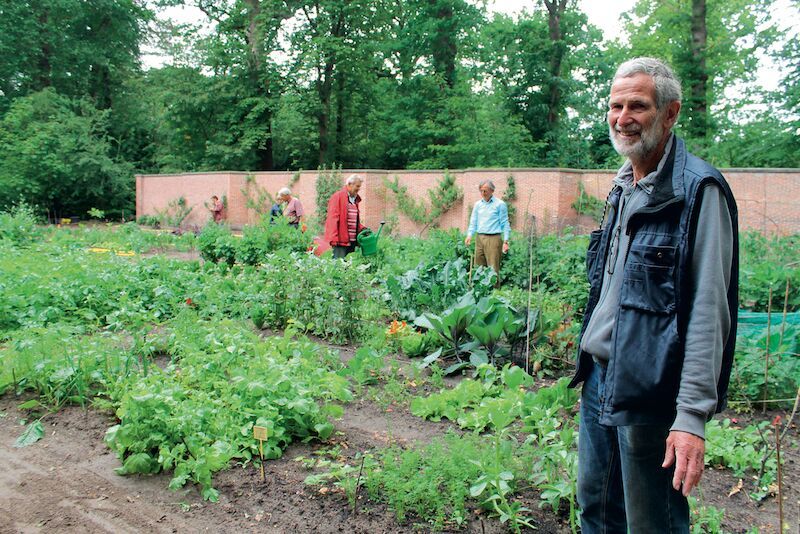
[616,106,635,126]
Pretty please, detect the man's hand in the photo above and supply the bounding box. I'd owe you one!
[464,236,472,246]
[662,430,705,496]
[502,241,509,254]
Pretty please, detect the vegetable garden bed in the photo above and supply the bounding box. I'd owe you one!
[1,218,798,533]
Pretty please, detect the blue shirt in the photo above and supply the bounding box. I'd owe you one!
[466,196,510,241]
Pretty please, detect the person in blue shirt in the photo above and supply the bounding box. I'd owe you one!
[464,180,510,282]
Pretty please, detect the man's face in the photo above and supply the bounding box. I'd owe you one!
[607,73,679,161]
[479,185,493,201]
[280,193,290,203]
[347,181,362,196]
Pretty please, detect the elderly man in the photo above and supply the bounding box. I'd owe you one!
[324,174,365,258]
[569,57,738,533]
[277,187,305,228]
[464,180,510,279]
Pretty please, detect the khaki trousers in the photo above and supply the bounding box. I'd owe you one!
[475,233,503,280]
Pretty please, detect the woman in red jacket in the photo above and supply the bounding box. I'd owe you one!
[323,174,365,258]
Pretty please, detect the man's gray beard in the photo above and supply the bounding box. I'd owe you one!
[609,113,664,160]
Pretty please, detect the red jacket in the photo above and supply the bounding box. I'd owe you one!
[324,187,364,246]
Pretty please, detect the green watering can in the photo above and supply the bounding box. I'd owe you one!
[357,221,386,256]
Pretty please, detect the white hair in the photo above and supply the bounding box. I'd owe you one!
[613,57,682,110]
[278,187,291,197]
[479,180,495,191]
[346,174,363,185]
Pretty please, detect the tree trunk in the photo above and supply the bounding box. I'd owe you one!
[334,72,345,162]
[318,61,334,165]
[431,0,457,89]
[37,9,51,89]
[543,0,568,129]
[246,0,274,170]
[689,0,708,139]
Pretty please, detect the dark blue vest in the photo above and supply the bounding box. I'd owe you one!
[569,137,739,427]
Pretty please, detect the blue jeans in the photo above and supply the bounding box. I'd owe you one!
[578,361,689,533]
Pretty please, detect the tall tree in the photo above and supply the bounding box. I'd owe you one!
[622,0,778,156]
[687,0,709,139]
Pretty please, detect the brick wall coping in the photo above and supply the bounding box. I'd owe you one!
[136,167,800,179]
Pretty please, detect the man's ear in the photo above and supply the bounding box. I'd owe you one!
[664,100,681,129]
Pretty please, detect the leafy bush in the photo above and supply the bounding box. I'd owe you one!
[315,165,342,228]
[386,257,495,320]
[0,88,134,216]
[731,320,799,407]
[0,202,41,246]
[739,231,800,312]
[500,231,589,317]
[237,218,312,265]
[198,222,237,265]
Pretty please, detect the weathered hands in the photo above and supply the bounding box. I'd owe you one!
[464,236,471,246]
[662,430,705,496]
[502,241,509,254]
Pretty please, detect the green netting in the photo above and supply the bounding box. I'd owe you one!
[737,310,800,360]
[737,310,800,337]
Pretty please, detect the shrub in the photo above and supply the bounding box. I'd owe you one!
[0,202,41,246]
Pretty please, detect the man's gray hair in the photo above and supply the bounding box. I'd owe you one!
[478,180,496,191]
[613,57,682,110]
[278,187,291,197]
[346,174,363,185]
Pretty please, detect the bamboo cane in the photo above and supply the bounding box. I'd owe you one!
[763,287,773,414]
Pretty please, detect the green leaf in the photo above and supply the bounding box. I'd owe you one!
[116,452,160,475]
[469,480,488,497]
[314,422,334,440]
[17,399,42,410]
[14,420,44,447]
[418,347,443,369]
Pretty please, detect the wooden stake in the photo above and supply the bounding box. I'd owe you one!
[764,287,773,414]
[468,243,475,286]
[253,426,268,482]
[353,455,366,515]
[525,215,537,375]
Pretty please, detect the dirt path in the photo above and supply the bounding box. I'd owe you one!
[0,398,209,533]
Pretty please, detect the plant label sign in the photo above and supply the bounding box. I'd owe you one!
[253,426,268,441]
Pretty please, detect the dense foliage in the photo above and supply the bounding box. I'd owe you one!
[1,1,797,217]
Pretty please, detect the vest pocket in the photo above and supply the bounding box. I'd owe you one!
[619,244,677,314]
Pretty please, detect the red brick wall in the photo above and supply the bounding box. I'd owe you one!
[136,168,800,235]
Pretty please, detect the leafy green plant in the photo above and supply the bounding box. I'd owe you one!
[105,314,352,501]
[414,293,481,374]
[315,164,342,228]
[704,418,777,500]
[237,218,312,265]
[385,257,495,320]
[688,495,726,534]
[87,207,105,219]
[739,231,800,312]
[571,181,605,223]
[0,202,41,246]
[198,222,237,265]
[383,171,463,235]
